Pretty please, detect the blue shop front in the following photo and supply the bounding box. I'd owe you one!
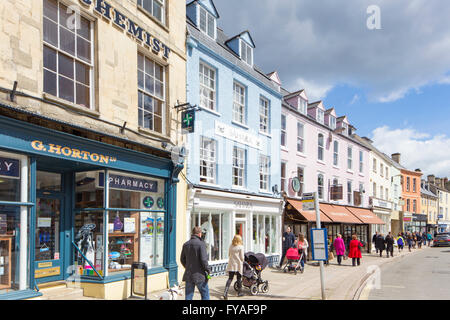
[0,115,181,300]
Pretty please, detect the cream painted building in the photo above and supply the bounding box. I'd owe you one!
[0,0,187,300]
[421,180,438,233]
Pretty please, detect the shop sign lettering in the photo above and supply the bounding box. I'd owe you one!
[0,157,20,178]
[78,0,171,59]
[31,140,117,165]
[99,172,158,193]
[234,201,253,210]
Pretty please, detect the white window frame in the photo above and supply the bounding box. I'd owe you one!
[318,133,324,161]
[232,147,246,188]
[359,150,364,173]
[298,98,307,114]
[281,162,287,192]
[199,136,217,184]
[329,116,336,130]
[318,173,325,200]
[281,114,287,147]
[297,122,304,153]
[347,180,353,205]
[137,0,165,25]
[43,0,95,109]
[233,82,246,125]
[198,5,215,39]
[240,40,253,66]
[259,97,270,134]
[138,52,166,134]
[259,155,270,192]
[347,146,353,170]
[199,62,216,111]
[317,109,325,124]
[333,140,339,166]
[373,158,377,173]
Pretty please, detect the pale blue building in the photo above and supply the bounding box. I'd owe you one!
[185,0,283,272]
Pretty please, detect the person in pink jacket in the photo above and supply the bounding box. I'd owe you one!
[333,234,346,265]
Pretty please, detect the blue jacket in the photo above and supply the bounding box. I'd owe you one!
[282,232,296,250]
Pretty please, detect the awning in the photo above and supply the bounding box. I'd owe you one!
[286,199,332,223]
[320,203,363,224]
[346,207,385,225]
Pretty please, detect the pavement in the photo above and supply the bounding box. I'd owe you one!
[148,245,432,300]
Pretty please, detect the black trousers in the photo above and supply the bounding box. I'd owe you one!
[379,249,384,257]
[352,258,360,266]
[386,246,394,257]
[337,255,343,265]
[226,272,242,289]
[279,249,287,267]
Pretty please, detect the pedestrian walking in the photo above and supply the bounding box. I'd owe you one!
[427,232,433,246]
[278,226,295,268]
[222,235,245,300]
[372,232,379,254]
[413,233,417,249]
[296,233,308,272]
[180,226,211,300]
[333,234,346,265]
[422,232,427,247]
[416,232,422,249]
[324,236,334,266]
[407,233,414,252]
[397,233,404,252]
[348,234,364,266]
[385,232,394,258]
[375,233,386,257]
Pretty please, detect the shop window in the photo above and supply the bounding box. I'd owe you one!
[43,0,93,108]
[35,198,61,262]
[138,53,165,134]
[36,171,61,192]
[0,206,27,293]
[75,171,104,209]
[107,171,166,272]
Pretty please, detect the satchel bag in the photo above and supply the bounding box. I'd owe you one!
[328,251,335,260]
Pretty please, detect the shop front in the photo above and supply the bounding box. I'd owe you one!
[0,115,182,300]
[188,187,283,275]
[403,212,413,233]
[284,199,384,256]
[371,198,393,236]
[411,214,427,233]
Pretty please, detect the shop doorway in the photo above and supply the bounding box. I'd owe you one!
[235,220,247,250]
[34,171,67,283]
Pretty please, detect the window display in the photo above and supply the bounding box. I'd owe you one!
[0,157,21,202]
[35,198,60,262]
[0,206,21,291]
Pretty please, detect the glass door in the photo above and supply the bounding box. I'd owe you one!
[235,220,247,251]
[35,197,64,283]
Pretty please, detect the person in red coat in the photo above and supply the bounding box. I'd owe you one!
[348,234,363,267]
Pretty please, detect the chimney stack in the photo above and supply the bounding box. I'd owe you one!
[392,153,401,164]
[428,175,435,185]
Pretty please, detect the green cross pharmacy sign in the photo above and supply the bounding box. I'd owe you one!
[181,110,195,133]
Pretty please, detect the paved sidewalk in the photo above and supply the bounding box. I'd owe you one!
[148,245,431,300]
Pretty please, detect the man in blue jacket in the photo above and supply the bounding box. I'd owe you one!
[180,226,211,300]
[278,226,296,268]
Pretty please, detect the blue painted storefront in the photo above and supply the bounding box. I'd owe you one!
[0,114,181,299]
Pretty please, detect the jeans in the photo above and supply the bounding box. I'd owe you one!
[185,281,210,300]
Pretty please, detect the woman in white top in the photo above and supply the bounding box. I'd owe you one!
[223,235,245,300]
[296,233,309,272]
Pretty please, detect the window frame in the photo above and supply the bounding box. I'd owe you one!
[199,136,217,184]
[333,140,339,166]
[138,52,166,134]
[318,133,324,161]
[240,40,253,66]
[137,0,166,25]
[198,4,215,39]
[347,146,353,170]
[43,0,95,109]
[318,173,325,200]
[281,114,287,147]
[232,147,246,188]
[199,61,216,111]
[259,155,270,192]
[259,96,270,134]
[232,81,246,125]
[297,122,305,153]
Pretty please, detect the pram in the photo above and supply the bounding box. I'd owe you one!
[282,247,304,275]
[234,252,269,296]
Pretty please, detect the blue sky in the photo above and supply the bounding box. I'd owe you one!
[211,0,450,176]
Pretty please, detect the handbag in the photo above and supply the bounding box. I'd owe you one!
[329,251,334,260]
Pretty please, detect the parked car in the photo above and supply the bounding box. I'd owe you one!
[433,234,450,247]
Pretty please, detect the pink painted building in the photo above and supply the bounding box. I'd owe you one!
[280,88,371,206]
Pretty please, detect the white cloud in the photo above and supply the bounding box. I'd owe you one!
[294,77,333,101]
[371,126,450,177]
[350,94,360,104]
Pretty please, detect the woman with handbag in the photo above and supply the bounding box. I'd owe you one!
[333,234,346,265]
[296,233,308,272]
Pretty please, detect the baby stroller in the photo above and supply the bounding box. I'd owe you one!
[282,247,304,275]
[234,252,269,296]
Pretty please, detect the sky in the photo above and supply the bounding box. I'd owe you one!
[211,0,450,177]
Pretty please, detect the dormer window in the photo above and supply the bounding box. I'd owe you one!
[317,109,324,124]
[240,40,253,66]
[199,6,215,39]
[298,98,307,114]
[342,123,348,135]
[329,116,336,130]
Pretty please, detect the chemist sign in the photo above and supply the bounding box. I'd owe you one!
[310,228,328,261]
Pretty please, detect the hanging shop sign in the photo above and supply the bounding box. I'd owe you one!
[181,110,195,133]
[31,140,117,165]
[291,177,301,193]
[0,157,20,179]
[78,0,171,59]
[98,172,158,193]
